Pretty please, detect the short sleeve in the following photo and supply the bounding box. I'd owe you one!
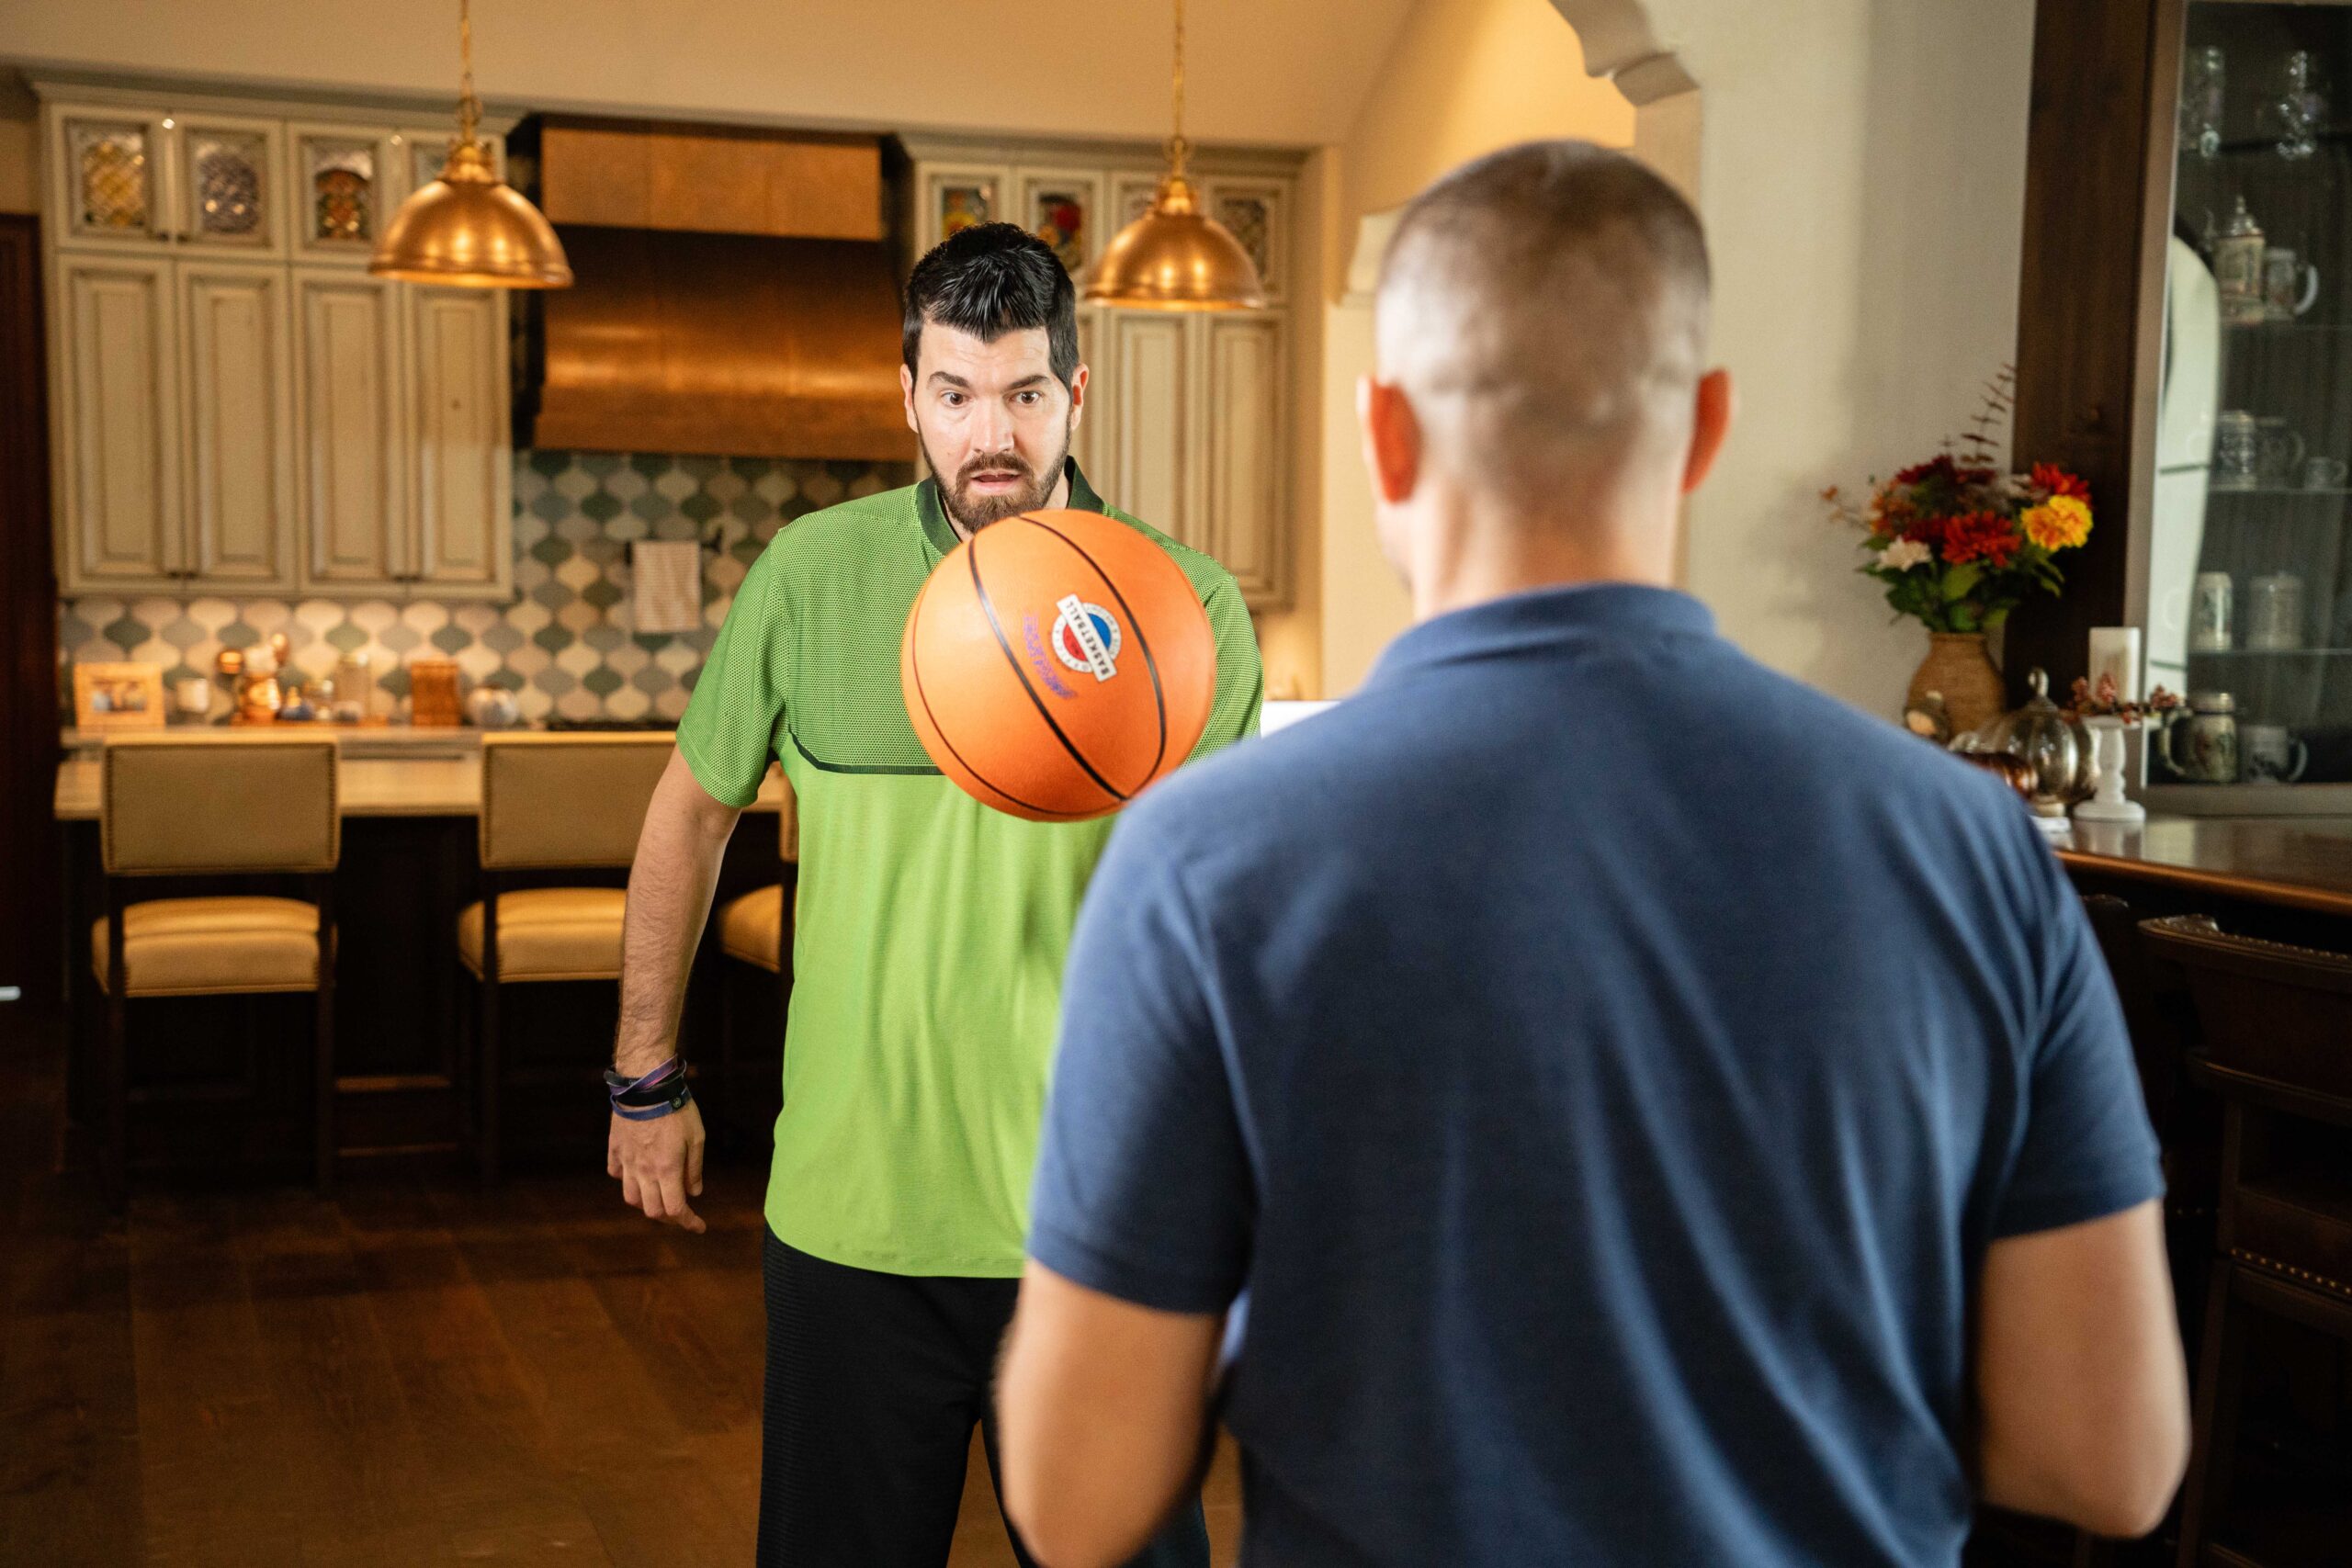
[675,549,790,807]
[1027,818,1254,1314]
[1989,836,2166,1239]
[1190,581,1263,759]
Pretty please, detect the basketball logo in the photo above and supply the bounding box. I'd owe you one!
[1051,595,1123,683]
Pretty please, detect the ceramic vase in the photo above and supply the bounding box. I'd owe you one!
[1908,633,2006,740]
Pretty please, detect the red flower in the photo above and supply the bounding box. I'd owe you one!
[1939,511,2020,567]
[1894,454,1959,487]
[2031,462,2089,502]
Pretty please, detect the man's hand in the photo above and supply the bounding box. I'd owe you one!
[608,1097,708,1233]
[605,748,741,1234]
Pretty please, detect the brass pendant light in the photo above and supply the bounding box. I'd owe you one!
[370,0,571,288]
[1082,0,1266,310]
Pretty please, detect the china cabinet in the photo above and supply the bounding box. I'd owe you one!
[2015,1,2352,810]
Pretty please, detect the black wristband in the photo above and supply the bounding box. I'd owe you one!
[605,1060,688,1109]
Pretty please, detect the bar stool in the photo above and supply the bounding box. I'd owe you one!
[459,733,670,1183]
[95,736,340,1201]
[715,768,797,1119]
[2140,914,2352,1568]
[718,768,797,974]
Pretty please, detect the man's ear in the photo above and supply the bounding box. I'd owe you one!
[902,363,919,434]
[1681,367,1734,495]
[1358,376,1421,506]
[1067,363,1089,433]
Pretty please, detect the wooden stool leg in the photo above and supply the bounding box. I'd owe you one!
[313,885,336,1196]
[479,889,501,1187]
[102,889,128,1211]
[2175,1260,2245,1568]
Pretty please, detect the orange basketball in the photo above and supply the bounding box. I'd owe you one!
[901,509,1216,821]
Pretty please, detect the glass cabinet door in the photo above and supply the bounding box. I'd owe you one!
[171,115,283,254]
[59,111,161,243]
[289,125,395,261]
[2154,2,2352,802]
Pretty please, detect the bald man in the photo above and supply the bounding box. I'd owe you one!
[992,142,2189,1567]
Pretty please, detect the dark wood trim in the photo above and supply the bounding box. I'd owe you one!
[2053,848,2352,920]
[313,871,337,1195]
[0,212,62,1005]
[2007,0,2183,702]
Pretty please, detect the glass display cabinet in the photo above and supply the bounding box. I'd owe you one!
[2144,0,2352,808]
[2015,0,2352,813]
[2149,3,2352,808]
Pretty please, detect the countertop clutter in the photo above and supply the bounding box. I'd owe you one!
[52,733,790,820]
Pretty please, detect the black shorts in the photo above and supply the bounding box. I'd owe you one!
[758,1227,1212,1568]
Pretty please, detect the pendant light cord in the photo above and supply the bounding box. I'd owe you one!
[1167,0,1190,181]
[456,0,482,150]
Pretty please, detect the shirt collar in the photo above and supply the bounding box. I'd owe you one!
[916,457,1105,558]
[1365,582,1719,689]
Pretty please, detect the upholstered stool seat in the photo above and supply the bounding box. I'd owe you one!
[457,886,628,982]
[718,885,788,972]
[91,896,324,997]
[95,735,342,1200]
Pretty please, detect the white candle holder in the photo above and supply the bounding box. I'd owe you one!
[2072,716,2145,825]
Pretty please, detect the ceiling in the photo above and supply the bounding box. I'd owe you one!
[0,0,1423,150]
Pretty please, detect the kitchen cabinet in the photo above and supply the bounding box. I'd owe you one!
[291,274,510,598]
[39,80,514,601]
[1103,310,1192,535]
[286,122,403,265]
[906,136,1300,608]
[1196,313,1285,598]
[51,250,299,594]
[1084,308,1287,606]
[296,271,405,592]
[179,261,297,587]
[406,287,511,594]
[46,101,286,257]
[54,254,180,586]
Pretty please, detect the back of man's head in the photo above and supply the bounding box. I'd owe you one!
[1376,141,1711,517]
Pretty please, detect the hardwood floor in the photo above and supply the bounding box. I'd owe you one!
[0,1007,1240,1565]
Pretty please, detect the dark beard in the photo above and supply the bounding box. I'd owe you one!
[922,423,1073,536]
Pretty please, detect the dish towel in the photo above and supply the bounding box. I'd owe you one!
[632,540,704,635]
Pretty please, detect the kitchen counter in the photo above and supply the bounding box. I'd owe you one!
[52,737,790,820]
[2055,814,2352,919]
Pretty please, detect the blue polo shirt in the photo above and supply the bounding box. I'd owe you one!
[1028,584,2163,1567]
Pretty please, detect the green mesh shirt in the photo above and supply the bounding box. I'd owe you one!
[675,462,1263,1276]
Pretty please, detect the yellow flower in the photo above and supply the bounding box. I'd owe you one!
[2023,494,2091,550]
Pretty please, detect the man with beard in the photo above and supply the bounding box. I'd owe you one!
[603,222,1259,1567]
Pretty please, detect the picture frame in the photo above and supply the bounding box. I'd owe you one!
[73,660,167,732]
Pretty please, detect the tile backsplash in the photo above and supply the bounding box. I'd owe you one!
[57,451,912,726]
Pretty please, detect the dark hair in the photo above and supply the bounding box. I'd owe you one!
[902,222,1080,389]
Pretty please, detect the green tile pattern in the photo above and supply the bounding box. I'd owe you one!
[57,450,907,726]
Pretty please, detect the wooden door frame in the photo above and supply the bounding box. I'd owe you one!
[2005,0,2185,702]
[0,212,62,1004]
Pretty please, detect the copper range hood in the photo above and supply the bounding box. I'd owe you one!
[522,118,913,463]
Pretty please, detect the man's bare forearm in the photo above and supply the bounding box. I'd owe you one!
[615,750,744,1075]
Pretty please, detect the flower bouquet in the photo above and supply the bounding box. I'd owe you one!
[1824,375,2096,736]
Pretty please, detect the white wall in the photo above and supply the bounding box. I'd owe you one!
[1648,0,2035,716]
[1317,0,1638,695]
